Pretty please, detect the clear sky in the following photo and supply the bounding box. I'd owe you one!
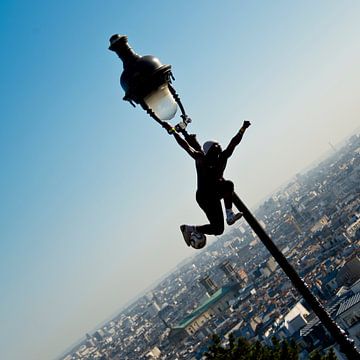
[1,1,359,359]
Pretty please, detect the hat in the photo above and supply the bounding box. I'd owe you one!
[203,141,219,155]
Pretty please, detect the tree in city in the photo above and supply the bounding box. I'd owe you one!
[310,347,338,360]
[204,334,298,360]
[204,334,337,360]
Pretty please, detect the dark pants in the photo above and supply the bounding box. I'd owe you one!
[196,180,234,235]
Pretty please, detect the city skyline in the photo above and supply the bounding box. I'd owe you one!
[59,125,360,355]
[59,135,360,359]
[1,1,360,359]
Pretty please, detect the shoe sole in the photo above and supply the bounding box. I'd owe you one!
[190,232,207,249]
[180,225,191,247]
[227,213,243,226]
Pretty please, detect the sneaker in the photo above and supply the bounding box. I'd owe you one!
[226,212,243,225]
[180,225,193,247]
[190,231,207,249]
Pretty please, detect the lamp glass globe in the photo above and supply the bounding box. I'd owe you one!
[143,85,177,121]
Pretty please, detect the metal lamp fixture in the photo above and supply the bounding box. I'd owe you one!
[109,34,191,130]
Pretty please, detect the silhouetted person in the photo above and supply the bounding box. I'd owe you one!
[164,120,251,248]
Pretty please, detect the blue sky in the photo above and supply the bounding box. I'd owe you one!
[1,1,360,359]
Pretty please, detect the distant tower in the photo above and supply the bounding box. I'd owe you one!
[286,213,302,235]
[200,275,218,296]
[146,291,162,309]
[290,203,305,224]
[219,260,239,284]
[328,141,337,153]
[86,333,95,347]
[93,329,105,342]
[146,302,161,318]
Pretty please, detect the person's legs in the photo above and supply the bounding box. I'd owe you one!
[195,191,224,235]
[220,180,234,209]
[219,180,243,225]
[180,184,240,246]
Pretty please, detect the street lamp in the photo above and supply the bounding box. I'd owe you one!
[108,35,360,360]
[108,34,191,131]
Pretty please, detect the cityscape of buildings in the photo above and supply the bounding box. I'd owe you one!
[60,133,360,360]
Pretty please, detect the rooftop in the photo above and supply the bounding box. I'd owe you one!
[300,300,341,337]
[336,292,360,317]
[173,284,240,329]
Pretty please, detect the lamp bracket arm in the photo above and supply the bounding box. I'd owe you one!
[167,83,192,133]
[167,83,187,119]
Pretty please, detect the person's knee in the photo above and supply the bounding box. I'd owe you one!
[224,180,234,193]
[212,223,224,235]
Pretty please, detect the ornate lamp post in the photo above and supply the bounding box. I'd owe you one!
[108,34,191,132]
[108,34,360,360]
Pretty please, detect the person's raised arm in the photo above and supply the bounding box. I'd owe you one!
[183,132,202,152]
[163,122,202,160]
[223,120,251,158]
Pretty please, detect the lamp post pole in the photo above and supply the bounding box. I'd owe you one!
[232,193,360,360]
